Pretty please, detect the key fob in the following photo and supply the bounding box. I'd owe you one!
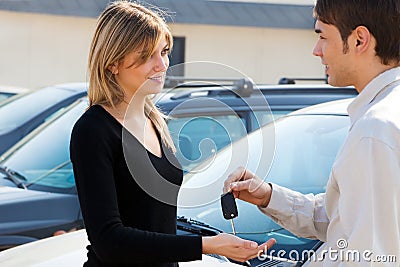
[221,192,238,219]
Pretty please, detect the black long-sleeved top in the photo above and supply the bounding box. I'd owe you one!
[70,105,202,267]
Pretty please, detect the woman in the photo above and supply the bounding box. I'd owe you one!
[70,1,274,266]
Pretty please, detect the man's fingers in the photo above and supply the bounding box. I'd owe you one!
[226,166,246,183]
[224,166,246,192]
[230,179,252,192]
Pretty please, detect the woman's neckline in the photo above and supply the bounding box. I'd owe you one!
[95,104,163,159]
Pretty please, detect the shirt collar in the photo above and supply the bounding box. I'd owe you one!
[347,67,400,125]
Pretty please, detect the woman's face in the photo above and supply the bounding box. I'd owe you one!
[115,35,170,98]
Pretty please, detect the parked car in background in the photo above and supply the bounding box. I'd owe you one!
[0,86,29,103]
[156,78,357,171]
[0,82,87,155]
[0,186,81,250]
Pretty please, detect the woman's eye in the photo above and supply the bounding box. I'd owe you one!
[161,48,170,56]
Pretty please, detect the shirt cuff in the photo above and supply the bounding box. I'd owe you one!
[258,183,294,218]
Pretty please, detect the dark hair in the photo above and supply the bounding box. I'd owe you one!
[314,0,400,65]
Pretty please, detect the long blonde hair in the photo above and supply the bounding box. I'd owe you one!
[88,0,175,152]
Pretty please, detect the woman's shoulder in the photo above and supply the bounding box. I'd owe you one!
[71,105,118,143]
[73,105,104,130]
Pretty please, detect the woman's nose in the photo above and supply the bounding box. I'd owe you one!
[154,55,169,72]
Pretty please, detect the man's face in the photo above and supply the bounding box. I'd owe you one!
[313,20,357,87]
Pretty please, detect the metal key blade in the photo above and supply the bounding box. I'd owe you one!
[230,218,236,235]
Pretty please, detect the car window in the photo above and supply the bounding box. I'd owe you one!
[251,110,291,130]
[0,100,86,190]
[168,114,246,171]
[0,87,72,134]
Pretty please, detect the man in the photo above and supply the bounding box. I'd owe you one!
[224,0,400,266]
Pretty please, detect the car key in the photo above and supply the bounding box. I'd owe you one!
[221,191,238,235]
[221,193,256,267]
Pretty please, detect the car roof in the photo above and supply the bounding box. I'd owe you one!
[0,85,30,94]
[44,82,88,94]
[160,83,357,99]
[288,97,354,116]
[156,83,357,114]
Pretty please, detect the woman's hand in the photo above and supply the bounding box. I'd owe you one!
[202,233,276,263]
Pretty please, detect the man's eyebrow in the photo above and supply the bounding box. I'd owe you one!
[315,29,322,34]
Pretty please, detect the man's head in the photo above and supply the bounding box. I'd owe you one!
[314,0,400,65]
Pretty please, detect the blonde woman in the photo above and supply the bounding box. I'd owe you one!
[70,1,275,266]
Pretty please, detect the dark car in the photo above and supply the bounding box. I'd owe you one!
[0,79,356,253]
[0,82,87,155]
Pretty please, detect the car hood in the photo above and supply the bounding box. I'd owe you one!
[0,229,241,266]
[0,186,80,236]
[0,186,51,203]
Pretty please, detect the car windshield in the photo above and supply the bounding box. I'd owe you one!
[0,87,73,134]
[266,114,349,192]
[178,114,350,259]
[0,94,285,190]
[0,100,86,191]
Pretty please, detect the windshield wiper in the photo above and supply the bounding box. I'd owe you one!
[177,216,222,236]
[0,166,27,189]
[25,160,71,187]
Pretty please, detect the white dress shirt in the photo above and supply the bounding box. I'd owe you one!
[259,67,400,266]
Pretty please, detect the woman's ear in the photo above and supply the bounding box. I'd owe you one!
[353,25,372,54]
[107,63,119,75]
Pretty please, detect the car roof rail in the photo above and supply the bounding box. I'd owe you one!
[278,77,328,84]
[164,76,255,98]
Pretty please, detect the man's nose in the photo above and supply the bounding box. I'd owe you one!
[312,41,322,57]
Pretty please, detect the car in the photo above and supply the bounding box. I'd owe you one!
[156,78,357,171]
[0,91,353,265]
[0,186,81,250]
[177,98,352,265]
[0,86,29,103]
[0,229,243,267]
[0,82,87,155]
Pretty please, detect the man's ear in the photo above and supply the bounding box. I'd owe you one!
[107,63,119,75]
[353,26,372,54]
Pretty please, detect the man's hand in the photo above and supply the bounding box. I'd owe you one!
[223,166,272,207]
[202,233,276,263]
